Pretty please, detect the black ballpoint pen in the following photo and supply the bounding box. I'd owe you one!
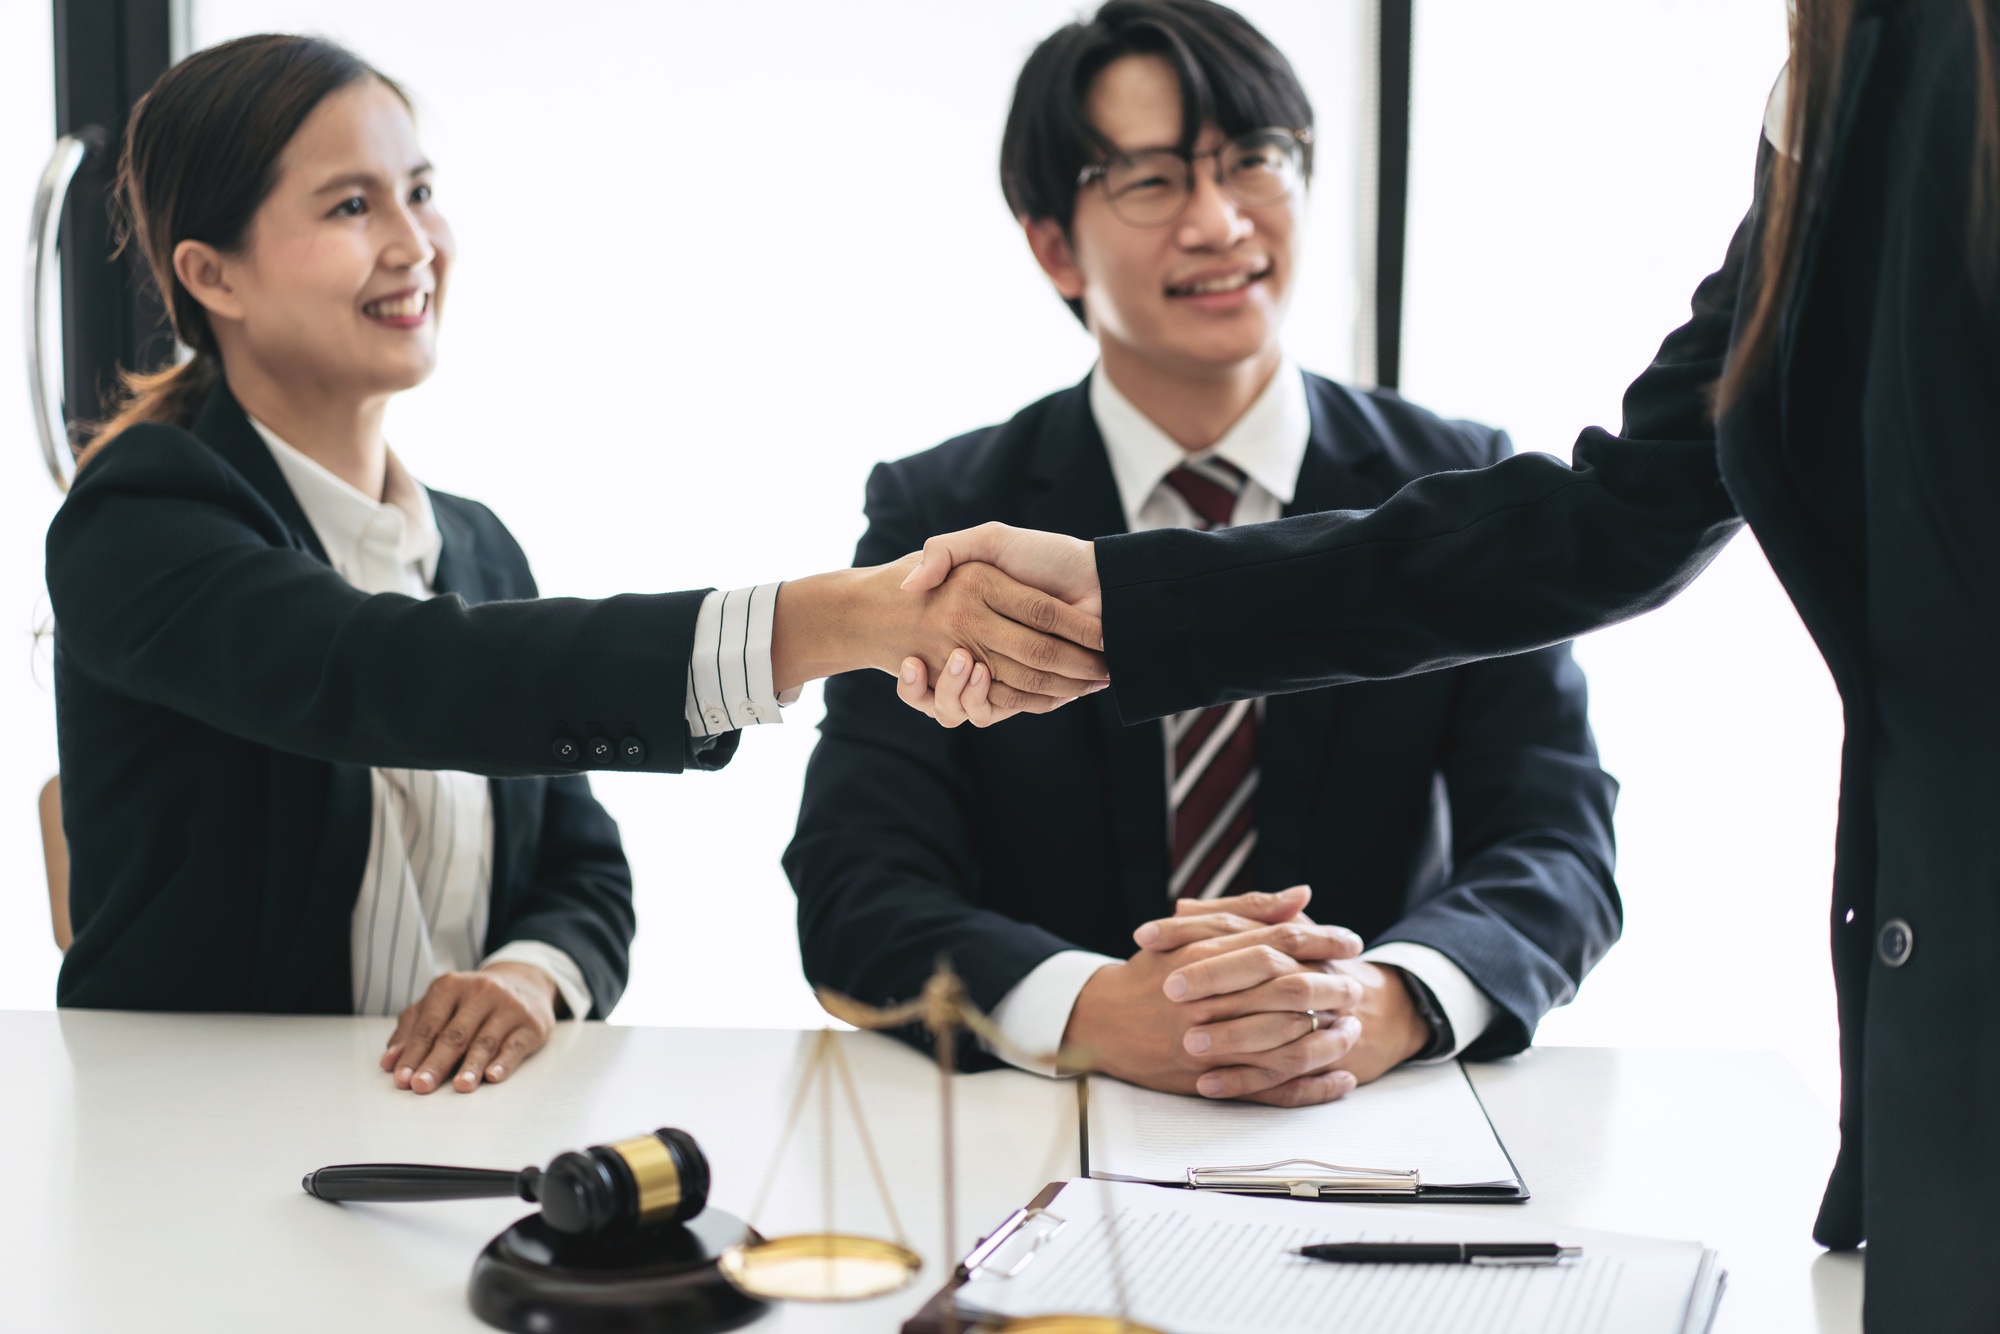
[1296,1242,1582,1267]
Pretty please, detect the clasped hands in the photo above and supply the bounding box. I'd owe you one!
[1064,886,1433,1107]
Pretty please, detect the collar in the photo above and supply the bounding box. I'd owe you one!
[249,416,443,586]
[1090,358,1309,531]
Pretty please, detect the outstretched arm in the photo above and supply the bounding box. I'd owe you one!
[904,207,1755,723]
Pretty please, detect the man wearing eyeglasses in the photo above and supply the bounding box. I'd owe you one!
[786,0,1621,1106]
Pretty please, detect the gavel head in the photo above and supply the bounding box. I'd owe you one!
[533,1127,710,1236]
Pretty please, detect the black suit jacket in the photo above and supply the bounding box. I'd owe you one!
[1093,5,1986,1326]
[46,385,737,1015]
[785,373,1620,1067]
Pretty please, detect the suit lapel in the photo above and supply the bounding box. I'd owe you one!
[186,387,372,1009]
[1018,380,1173,930]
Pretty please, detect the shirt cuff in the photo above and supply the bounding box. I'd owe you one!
[983,950,1120,1077]
[483,940,593,1020]
[1359,941,1496,1063]
[684,583,796,738]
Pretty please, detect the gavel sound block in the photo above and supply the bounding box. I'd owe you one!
[303,1128,766,1333]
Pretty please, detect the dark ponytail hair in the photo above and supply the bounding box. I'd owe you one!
[1715,0,2000,413]
[83,34,407,461]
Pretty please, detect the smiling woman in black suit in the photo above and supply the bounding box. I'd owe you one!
[900,1,2000,1327]
[45,34,1105,1099]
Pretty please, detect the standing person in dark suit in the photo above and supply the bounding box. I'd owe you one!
[46,35,1105,1097]
[787,0,1620,1105]
[903,1,2000,1325]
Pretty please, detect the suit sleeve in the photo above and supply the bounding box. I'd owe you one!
[784,462,1084,1064]
[46,433,730,777]
[1096,209,1755,722]
[1374,631,1623,1059]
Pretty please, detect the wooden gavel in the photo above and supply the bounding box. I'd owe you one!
[303,1127,709,1237]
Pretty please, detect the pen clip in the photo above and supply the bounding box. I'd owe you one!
[959,1206,1068,1281]
[1469,1246,1583,1267]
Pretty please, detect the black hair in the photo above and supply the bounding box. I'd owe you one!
[999,0,1314,324]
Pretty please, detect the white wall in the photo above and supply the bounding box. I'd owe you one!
[1397,1,1840,1109]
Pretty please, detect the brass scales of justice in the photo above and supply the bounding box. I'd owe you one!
[716,958,1160,1334]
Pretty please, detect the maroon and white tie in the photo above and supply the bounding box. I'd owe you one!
[1161,459,1259,901]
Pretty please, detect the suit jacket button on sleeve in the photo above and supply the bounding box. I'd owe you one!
[1878,918,1914,968]
[551,737,580,764]
[619,737,646,768]
[586,736,613,765]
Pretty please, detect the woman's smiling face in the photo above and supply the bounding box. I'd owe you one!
[188,76,455,400]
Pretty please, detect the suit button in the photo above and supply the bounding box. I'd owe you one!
[551,737,579,763]
[586,736,614,764]
[1878,918,1914,968]
[619,737,646,768]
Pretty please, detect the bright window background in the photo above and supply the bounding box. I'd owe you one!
[1398,0,1838,1108]
[6,2,1838,1114]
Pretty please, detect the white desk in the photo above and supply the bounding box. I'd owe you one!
[0,1012,1857,1332]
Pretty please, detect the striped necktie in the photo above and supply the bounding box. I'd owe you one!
[1161,459,1259,901]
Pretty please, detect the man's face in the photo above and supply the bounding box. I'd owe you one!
[1034,53,1301,378]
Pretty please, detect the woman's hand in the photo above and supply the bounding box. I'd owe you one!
[380,961,559,1094]
[773,554,1107,721]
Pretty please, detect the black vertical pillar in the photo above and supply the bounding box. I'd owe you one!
[51,0,174,435]
[1372,0,1414,392]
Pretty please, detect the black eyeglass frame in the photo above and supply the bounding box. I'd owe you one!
[1075,126,1314,228]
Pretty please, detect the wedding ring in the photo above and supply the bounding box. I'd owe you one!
[1305,1010,1321,1033]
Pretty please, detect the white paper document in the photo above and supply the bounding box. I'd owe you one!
[956,1180,1725,1334]
[1086,1061,1521,1191]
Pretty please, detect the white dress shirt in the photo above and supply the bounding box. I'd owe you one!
[985,363,1497,1074]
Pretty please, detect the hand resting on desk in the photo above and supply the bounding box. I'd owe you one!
[380,961,559,1095]
[1138,888,1435,1094]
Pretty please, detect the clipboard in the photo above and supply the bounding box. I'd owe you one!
[1078,1075,1532,1204]
[900,1182,1068,1334]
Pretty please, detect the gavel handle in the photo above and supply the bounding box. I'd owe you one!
[303,1163,542,1203]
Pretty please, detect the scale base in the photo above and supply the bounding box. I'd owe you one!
[469,1208,768,1334]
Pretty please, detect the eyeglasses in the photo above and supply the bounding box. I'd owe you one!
[1077,127,1312,227]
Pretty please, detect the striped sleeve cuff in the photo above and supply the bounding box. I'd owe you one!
[683,583,795,738]
[482,940,594,1020]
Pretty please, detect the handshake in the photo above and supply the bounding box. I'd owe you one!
[1067,885,1433,1107]
[881,523,1106,728]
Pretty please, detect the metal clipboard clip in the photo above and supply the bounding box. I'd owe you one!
[958,1206,1069,1280]
[1187,1158,1422,1198]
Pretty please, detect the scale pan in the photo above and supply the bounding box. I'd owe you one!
[717,1232,922,1301]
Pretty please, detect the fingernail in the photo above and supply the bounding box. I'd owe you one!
[1280,885,1309,898]
[899,562,923,590]
[1335,1072,1357,1094]
[413,1071,434,1090]
[1134,923,1159,946]
[1340,1016,1362,1036]
[1197,1075,1224,1097]
[1163,974,1188,1000]
[949,652,968,676]
[396,1066,413,1083]
[1087,681,1110,693]
[488,1064,505,1081]
[901,660,919,685]
[1185,1031,1211,1054]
